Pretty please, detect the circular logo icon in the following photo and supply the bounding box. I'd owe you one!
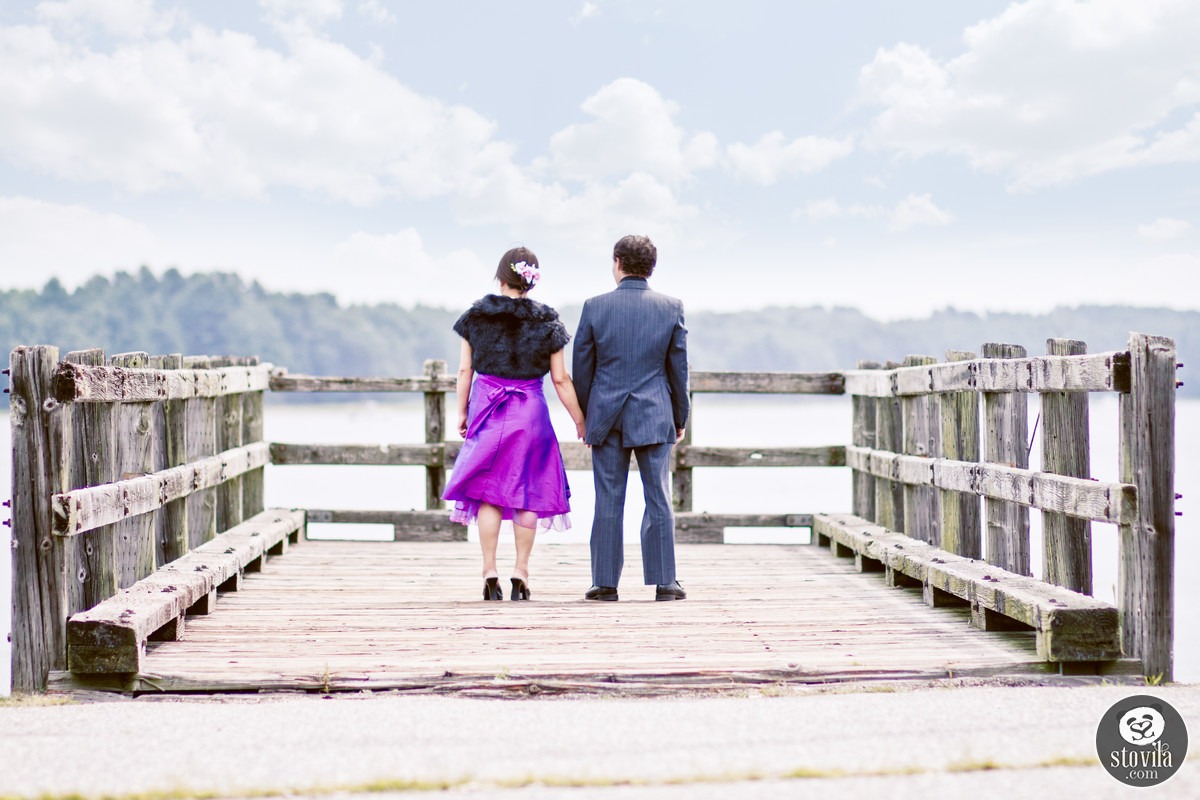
[1097,695,1188,787]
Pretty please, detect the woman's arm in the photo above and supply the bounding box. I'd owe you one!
[549,349,586,441]
[456,338,474,438]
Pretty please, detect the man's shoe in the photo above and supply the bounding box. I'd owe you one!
[655,581,687,601]
[585,585,619,601]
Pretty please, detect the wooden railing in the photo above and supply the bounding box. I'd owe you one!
[6,332,1178,688]
[268,360,845,542]
[837,333,1177,680]
[7,346,274,690]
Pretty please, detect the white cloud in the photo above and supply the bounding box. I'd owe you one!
[357,0,395,25]
[35,0,179,39]
[889,193,953,231]
[859,0,1200,188]
[0,16,509,203]
[725,132,854,184]
[572,2,601,25]
[548,78,718,184]
[795,193,953,232]
[1138,217,1194,242]
[326,229,486,305]
[259,0,344,31]
[0,196,160,287]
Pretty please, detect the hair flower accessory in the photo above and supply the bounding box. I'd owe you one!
[512,260,540,287]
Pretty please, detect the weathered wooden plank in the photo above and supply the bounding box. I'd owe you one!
[60,350,122,613]
[66,509,306,674]
[52,363,272,403]
[185,358,218,548]
[109,352,158,589]
[674,513,812,543]
[851,361,880,520]
[983,343,1030,576]
[1042,338,1094,595]
[269,371,458,393]
[873,385,904,532]
[304,509,467,542]
[213,357,246,534]
[812,514,1120,663]
[844,446,1136,525]
[241,383,266,518]
[1119,332,1177,681]
[151,355,190,564]
[901,355,940,546]
[939,350,981,559]
[688,371,844,394]
[673,391,694,513]
[51,442,271,537]
[845,352,1129,397]
[423,359,447,511]
[675,446,845,468]
[9,345,63,689]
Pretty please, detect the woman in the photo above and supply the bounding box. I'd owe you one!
[442,247,586,601]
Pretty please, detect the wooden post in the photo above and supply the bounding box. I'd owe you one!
[672,390,694,513]
[63,350,120,609]
[242,357,266,518]
[424,359,447,511]
[1042,339,1093,594]
[213,356,245,533]
[58,351,102,625]
[851,361,879,520]
[184,356,218,547]
[110,352,157,587]
[982,342,1030,575]
[156,354,190,564]
[873,364,904,531]
[902,355,940,545]
[1119,332,1177,681]
[9,346,68,689]
[940,350,981,558]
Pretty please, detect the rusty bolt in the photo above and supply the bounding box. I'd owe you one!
[2,520,10,527]
[1,368,8,375]
[2,500,9,507]
[1178,382,1185,389]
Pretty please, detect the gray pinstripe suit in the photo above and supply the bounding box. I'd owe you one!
[572,277,689,586]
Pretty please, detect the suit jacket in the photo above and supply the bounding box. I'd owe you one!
[572,277,689,447]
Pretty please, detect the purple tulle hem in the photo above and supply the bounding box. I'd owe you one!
[448,500,571,532]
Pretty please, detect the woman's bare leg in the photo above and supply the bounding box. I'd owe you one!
[513,519,535,582]
[478,503,501,579]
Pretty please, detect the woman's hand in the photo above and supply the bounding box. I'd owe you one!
[575,420,586,441]
[459,413,470,438]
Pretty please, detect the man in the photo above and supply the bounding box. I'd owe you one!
[572,234,689,601]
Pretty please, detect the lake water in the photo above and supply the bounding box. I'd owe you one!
[3,395,1197,692]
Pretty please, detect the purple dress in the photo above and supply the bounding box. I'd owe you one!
[442,295,572,531]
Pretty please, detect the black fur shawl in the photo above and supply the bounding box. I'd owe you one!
[454,295,570,379]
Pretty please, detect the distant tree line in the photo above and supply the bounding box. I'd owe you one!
[3,268,1196,399]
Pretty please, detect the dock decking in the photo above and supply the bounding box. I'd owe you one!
[51,538,1128,695]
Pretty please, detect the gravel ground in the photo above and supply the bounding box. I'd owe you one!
[1,682,1198,799]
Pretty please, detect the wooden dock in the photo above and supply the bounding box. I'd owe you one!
[50,539,1124,695]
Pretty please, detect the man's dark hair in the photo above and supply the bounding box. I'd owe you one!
[613,235,656,277]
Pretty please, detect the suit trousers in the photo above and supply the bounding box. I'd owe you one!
[589,430,676,586]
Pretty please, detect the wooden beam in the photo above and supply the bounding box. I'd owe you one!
[67,509,305,674]
[1042,339,1093,594]
[1119,332,1177,681]
[845,446,1136,525]
[268,372,457,393]
[983,342,1030,576]
[844,351,1130,397]
[688,371,844,394]
[51,442,271,537]
[51,363,272,403]
[303,509,466,542]
[813,513,1121,663]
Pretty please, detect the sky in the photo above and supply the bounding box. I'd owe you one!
[1,0,1199,319]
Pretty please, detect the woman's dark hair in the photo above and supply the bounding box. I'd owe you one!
[613,235,656,277]
[495,246,539,291]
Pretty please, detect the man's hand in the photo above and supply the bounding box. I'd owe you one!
[676,427,686,444]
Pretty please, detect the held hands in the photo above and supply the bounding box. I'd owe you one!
[575,419,587,443]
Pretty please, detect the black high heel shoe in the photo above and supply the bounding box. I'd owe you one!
[483,577,503,601]
[510,577,530,601]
